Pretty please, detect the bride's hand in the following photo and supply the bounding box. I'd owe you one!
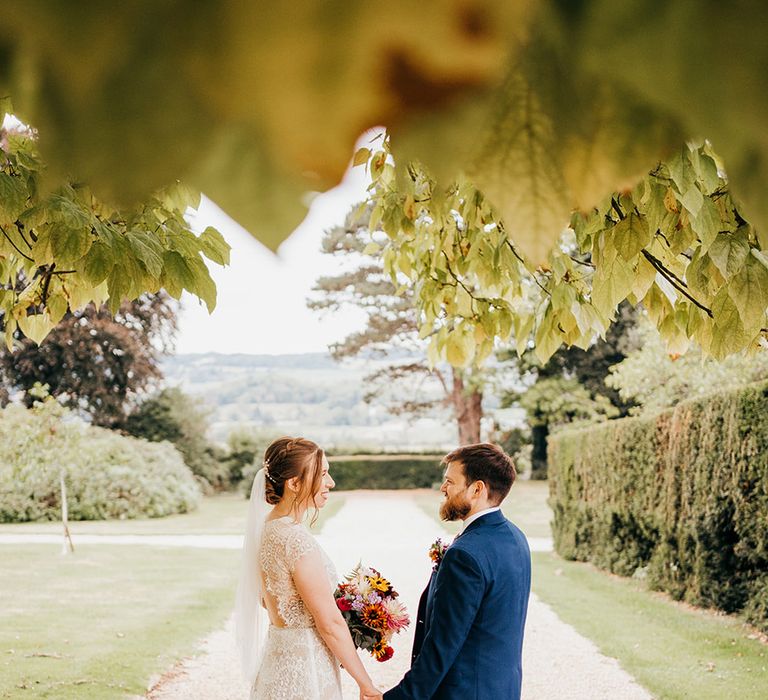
[359,684,383,699]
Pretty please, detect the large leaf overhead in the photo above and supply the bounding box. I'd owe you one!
[1,0,768,263]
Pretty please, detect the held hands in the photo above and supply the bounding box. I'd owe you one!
[360,685,383,700]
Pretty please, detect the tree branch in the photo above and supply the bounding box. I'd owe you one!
[641,249,713,317]
[502,240,550,295]
[0,225,35,262]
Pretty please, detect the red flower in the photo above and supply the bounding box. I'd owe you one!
[336,596,353,611]
[376,645,394,662]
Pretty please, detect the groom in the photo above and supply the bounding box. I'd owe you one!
[383,443,531,700]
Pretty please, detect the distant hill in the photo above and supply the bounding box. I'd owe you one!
[161,352,458,451]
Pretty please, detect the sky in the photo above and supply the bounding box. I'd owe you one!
[178,156,372,356]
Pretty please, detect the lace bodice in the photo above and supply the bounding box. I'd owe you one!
[260,517,337,628]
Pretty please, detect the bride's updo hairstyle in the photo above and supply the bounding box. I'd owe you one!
[263,436,324,516]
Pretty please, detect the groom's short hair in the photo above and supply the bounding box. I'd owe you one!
[443,443,516,504]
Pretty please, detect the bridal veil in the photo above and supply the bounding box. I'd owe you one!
[235,467,270,685]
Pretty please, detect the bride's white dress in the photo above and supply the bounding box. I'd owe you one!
[251,516,343,700]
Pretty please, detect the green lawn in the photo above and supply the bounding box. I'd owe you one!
[0,492,346,535]
[414,479,552,539]
[0,493,345,699]
[533,552,768,700]
[0,545,240,700]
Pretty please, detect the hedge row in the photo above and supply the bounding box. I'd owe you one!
[548,380,768,630]
[0,404,201,522]
[328,455,445,490]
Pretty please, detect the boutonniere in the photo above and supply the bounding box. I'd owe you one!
[428,538,450,572]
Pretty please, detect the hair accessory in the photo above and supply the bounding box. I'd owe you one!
[263,459,276,484]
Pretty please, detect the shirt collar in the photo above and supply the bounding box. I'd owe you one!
[462,506,501,531]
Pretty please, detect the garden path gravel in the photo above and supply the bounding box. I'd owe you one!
[138,491,651,700]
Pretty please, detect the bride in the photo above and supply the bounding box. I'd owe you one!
[235,436,382,700]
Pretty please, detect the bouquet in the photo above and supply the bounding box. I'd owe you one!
[334,564,410,662]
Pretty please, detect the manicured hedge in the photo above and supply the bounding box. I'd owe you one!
[0,404,201,522]
[548,380,768,631]
[328,455,445,490]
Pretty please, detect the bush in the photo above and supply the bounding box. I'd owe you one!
[328,455,445,490]
[0,403,201,522]
[125,387,228,490]
[548,380,768,631]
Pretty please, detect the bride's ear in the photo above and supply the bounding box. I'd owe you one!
[285,476,302,494]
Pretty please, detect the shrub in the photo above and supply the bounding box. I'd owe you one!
[328,455,445,490]
[0,403,201,522]
[125,387,227,490]
[548,380,768,631]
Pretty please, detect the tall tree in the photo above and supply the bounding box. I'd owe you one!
[0,292,177,427]
[309,207,485,445]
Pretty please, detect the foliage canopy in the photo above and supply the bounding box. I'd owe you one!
[0,118,229,347]
[2,1,768,266]
[359,137,768,365]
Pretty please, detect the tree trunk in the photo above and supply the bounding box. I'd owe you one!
[60,470,74,554]
[530,423,549,480]
[451,372,483,445]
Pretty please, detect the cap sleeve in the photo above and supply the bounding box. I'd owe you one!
[284,524,318,573]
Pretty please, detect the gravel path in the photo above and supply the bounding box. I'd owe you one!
[142,492,651,700]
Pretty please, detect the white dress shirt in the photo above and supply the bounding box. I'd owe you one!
[461,506,501,532]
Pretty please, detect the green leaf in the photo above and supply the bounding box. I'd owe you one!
[611,212,651,261]
[445,329,474,367]
[353,148,371,167]
[198,227,231,266]
[728,250,768,332]
[667,147,696,196]
[80,241,114,286]
[362,241,381,256]
[18,313,53,345]
[709,288,751,359]
[709,230,750,278]
[677,182,704,217]
[689,196,721,251]
[184,254,218,313]
[126,230,165,277]
[0,172,28,223]
[159,251,196,300]
[469,65,570,265]
[50,223,92,267]
[630,255,657,300]
[591,251,634,318]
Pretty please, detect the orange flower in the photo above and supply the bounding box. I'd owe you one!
[361,604,389,631]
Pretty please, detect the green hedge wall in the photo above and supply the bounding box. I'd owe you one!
[328,455,445,490]
[548,380,768,631]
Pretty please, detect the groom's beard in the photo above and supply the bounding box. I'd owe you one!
[440,492,472,521]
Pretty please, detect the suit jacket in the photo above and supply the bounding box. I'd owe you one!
[384,510,531,700]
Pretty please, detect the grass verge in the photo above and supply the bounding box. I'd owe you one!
[0,492,346,536]
[1,545,240,700]
[532,551,768,700]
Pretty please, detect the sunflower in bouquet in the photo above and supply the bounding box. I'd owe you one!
[334,563,410,662]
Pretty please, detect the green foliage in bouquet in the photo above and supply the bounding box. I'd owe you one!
[0,402,201,522]
[548,380,768,631]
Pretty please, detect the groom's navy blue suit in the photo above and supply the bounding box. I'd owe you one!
[384,509,531,700]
